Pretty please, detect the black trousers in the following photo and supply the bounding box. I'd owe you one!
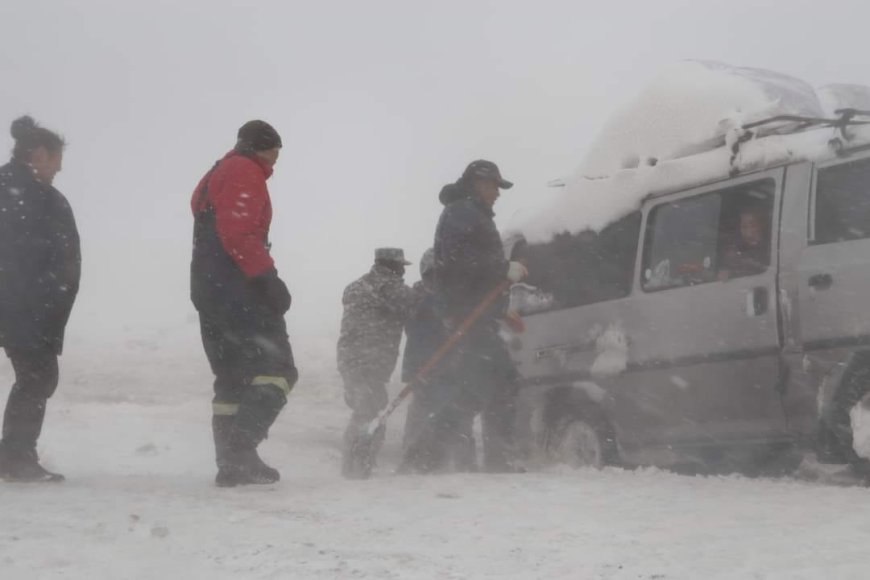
[425,322,520,472]
[402,379,477,473]
[1,347,59,455]
[199,304,297,457]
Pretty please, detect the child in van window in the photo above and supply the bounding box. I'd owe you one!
[718,204,770,281]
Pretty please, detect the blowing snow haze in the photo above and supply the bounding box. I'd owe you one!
[7,1,870,578]
[1,0,869,351]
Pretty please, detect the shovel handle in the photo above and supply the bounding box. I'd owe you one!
[368,278,513,432]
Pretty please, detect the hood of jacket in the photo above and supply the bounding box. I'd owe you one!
[438,182,471,206]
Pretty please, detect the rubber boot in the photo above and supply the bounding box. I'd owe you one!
[213,414,244,487]
[216,384,286,487]
[216,448,280,487]
[212,415,233,468]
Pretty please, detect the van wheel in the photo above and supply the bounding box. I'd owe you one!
[554,418,605,468]
[818,357,870,470]
[549,413,618,469]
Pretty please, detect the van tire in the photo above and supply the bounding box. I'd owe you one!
[818,353,870,468]
[549,417,607,468]
[542,387,619,468]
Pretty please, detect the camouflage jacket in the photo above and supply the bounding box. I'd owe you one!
[337,264,420,381]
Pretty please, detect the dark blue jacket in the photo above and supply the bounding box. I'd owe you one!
[401,281,446,384]
[0,161,80,354]
[433,183,508,324]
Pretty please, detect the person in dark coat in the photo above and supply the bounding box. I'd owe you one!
[0,116,80,482]
[337,248,419,478]
[191,120,297,487]
[400,248,477,473]
[433,160,528,472]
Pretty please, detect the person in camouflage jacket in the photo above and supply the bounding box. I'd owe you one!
[337,247,420,477]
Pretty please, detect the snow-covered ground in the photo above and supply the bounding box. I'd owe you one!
[3,331,870,580]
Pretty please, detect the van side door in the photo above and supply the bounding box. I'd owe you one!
[785,153,870,434]
[614,169,789,451]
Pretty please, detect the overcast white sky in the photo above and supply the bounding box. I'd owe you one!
[1,0,869,350]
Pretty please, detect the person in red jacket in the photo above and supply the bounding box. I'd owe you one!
[190,120,297,487]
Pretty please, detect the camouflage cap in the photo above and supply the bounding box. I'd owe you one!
[375,247,411,265]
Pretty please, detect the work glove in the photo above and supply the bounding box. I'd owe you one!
[507,261,528,283]
[250,269,292,314]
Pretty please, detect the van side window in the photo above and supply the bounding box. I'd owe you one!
[642,180,775,291]
[510,211,641,314]
[814,159,870,244]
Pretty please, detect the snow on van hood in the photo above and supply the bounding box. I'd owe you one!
[512,61,870,244]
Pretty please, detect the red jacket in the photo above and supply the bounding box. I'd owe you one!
[191,151,275,278]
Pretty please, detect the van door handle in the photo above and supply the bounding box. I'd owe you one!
[808,273,833,290]
[751,287,768,316]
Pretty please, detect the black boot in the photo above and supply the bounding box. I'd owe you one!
[212,414,233,470]
[216,448,280,487]
[215,383,286,487]
[244,449,280,482]
[213,414,242,487]
[0,443,64,483]
[215,384,287,487]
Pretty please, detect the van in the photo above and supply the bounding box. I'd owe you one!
[508,113,870,476]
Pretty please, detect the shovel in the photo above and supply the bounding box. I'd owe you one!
[345,278,514,479]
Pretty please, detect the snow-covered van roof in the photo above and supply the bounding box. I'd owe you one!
[513,61,870,244]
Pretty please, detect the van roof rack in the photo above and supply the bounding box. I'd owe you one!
[729,108,870,173]
[552,110,870,188]
[742,108,870,134]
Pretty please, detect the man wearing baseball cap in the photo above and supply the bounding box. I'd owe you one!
[433,160,528,472]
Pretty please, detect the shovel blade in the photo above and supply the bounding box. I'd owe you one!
[342,422,386,480]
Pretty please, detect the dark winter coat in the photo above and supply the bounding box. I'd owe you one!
[433,183,509,324]
[0,161,81,354]
[337,264,419,382]
[401,281,446,384]
[190,151,278,314]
